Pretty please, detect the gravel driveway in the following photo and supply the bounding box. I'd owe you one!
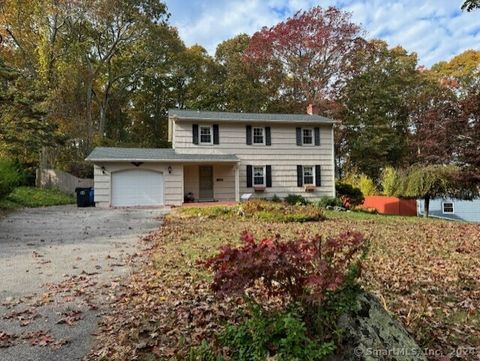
[0,205,168,361]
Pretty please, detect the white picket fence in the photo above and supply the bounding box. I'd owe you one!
[36,169,93,195]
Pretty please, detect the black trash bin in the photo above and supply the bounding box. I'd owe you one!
[75,187,94,207]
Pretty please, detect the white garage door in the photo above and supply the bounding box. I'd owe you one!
[111,169,164,207]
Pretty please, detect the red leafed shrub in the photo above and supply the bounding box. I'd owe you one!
[202,231,367,306]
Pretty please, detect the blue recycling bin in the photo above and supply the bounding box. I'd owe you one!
[88,188,94,206]
[75,187,95,207]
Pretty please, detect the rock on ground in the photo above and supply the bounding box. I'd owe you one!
[330,292,427,361]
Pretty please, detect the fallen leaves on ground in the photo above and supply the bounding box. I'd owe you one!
[22,330,56,346]
[87,210,480,361]
[0,330,68,349]
[0,332,16,348]
[3,308,39,326]
[56,310,83,326]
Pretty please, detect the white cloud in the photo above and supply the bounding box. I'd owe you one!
[165,0,480,66]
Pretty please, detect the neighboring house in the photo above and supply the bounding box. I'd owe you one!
[417,198,480,222]
[86,107,337,207]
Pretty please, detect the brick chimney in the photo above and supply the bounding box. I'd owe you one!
[306,103,319,115]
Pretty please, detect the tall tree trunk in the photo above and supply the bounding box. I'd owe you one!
[99,102,107,139]
[424,196,430,218]
[98,78,112,139]
[86,73,95,151]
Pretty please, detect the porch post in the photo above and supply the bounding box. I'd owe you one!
[234,164,240,202]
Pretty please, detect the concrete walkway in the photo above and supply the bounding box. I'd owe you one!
[0,205,168,361]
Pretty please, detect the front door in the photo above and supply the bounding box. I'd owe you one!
[199,166,214,201]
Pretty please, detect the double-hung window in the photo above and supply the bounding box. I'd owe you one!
[302,128,313,145]
[253,166,265,186]
[199,125,213,144]
[303,166,314,185]
[442,202,454,214]
[253,127,265,145]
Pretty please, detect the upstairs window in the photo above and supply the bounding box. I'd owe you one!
[303,166,314,185]
[442,202,454,214]
[253,166,265,185]
[296,127,320,146]
[199,125,212,144]
[253,127,265,145]
[302,128,313,145]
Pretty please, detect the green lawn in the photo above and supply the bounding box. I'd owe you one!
[0,186,75,209]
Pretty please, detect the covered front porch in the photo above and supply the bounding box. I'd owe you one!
[183,163,240,203]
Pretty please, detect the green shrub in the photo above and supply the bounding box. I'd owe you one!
[0,159,22,200]
[316,196,343,208]
[181,199,325,223]
[243,200,324,222]
[342,173,377,196]
[220,305,335,361]
[271,194,282,203]
[284,194,309,205]
[188,340,223,361]
[306,268,364,339]
[380,167,398,196]
[335,183,364,209]
[357,174,377,196]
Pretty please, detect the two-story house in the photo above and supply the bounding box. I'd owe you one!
[86,108,337,207]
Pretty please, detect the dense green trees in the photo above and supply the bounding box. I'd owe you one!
[214,34,270,112]
[0,59,63,169]
[340,41,418,179]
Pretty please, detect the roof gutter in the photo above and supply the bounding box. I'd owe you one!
[169,115,340,125]
[85,158,240,163]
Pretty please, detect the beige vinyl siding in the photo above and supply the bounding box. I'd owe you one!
[184,164,236,202]
[183,165,199,200]
[174,121,335,199]
[93,162,183,207]
[213,165,236,201]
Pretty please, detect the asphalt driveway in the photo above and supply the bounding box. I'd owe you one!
[0,205,168,361]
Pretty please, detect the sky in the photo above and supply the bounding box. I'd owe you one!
[164,0,480,67]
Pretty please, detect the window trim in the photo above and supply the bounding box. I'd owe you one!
[253,166,266,186]
[199,125,213,145]
[442,201,454,214]
[303,165,315,185]
[302,128,314,146]
[252,127,265,145]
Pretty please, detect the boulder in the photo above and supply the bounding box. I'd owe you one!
[328,292,427,361]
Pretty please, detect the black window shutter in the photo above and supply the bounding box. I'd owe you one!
[246,165,253,187]
[246,125,252,145]
[266,165,272,187]
[315,165,321,186]
[314,128,320,146]
[297,165,303,187]
[213,124,219,144]
[265,127,271,146]
[192,124,199,145]
[296,127,302,146]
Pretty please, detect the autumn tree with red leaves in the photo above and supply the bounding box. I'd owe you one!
[244,6,365,114]
[408,78,462,166]
[457,86,480,182]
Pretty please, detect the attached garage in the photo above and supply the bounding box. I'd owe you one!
[111,169,164,207]
[86,147,239,208]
